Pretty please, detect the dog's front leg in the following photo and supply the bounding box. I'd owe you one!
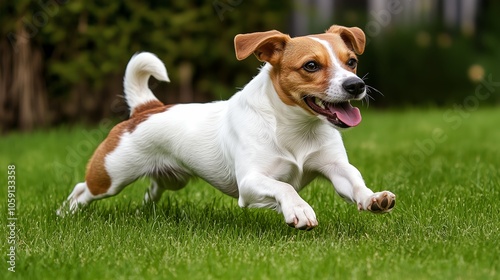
[322,162,396,213]
[237,174,318,230]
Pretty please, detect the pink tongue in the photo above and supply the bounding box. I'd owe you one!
[328,102,362,127]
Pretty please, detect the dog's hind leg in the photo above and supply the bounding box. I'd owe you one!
[57,182,88,216]
[144,175,189,204]
[57,170,137,216]
[57,137,143,216]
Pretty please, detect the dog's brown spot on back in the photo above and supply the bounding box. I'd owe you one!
[86,100,174,195]
[131,100,165,117]
[129,100,173,132]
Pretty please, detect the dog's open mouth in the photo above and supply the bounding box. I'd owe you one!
[304,96,362,128]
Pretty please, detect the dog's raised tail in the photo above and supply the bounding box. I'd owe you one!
[124,52,170,115]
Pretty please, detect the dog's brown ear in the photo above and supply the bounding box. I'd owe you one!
[234,30,290,65]
[327,25,366,55]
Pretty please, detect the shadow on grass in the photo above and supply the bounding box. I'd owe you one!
[52,194,391,243]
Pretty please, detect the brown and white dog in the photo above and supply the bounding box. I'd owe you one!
[58,25,395,230]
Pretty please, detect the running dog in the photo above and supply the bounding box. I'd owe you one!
[58,25,396,230]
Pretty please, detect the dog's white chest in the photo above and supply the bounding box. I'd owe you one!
[264,149,318,191]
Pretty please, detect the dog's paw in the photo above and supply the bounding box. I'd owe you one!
[361,191,396,213]
[56,198,81,217]
[283,203,318,230]
[56,200,69,217]
[56,183,89,217]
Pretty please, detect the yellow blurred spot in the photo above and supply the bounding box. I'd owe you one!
[437,33,452,48]
[468,64,485,82]
[416,31,431,47]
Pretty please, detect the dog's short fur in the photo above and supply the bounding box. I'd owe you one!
[58,25,395,230]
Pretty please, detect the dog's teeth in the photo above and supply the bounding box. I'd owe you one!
[314,97,325,109]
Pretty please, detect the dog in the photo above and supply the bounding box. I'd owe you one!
[57,25,395,230]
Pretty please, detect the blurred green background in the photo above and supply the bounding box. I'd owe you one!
[1,0,499,133]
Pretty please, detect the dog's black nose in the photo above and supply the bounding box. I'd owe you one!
[342,77,365,96]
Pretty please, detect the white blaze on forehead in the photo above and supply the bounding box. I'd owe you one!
[308,37,343,70]
[308,36,358,101]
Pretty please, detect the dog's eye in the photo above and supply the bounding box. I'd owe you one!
[347,58,358,69]
[303,61,320,72]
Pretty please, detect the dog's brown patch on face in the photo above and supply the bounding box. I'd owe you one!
[269,37,332,114]
[267,33,362,117]
[86,100,173,195]
[234,25,366,115]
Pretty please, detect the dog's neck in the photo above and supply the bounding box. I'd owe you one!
[235,63,327,139]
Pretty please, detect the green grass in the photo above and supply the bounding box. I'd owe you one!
[1,108,499,279]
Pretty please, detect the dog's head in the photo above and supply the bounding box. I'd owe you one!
[234,25,366,129]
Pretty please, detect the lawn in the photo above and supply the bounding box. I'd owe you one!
[1,107,499,279]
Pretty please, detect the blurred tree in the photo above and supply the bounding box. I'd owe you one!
[0,0,291,132]
[332,0,500,107]
[1,1,49,132]
[1,0,498,132]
